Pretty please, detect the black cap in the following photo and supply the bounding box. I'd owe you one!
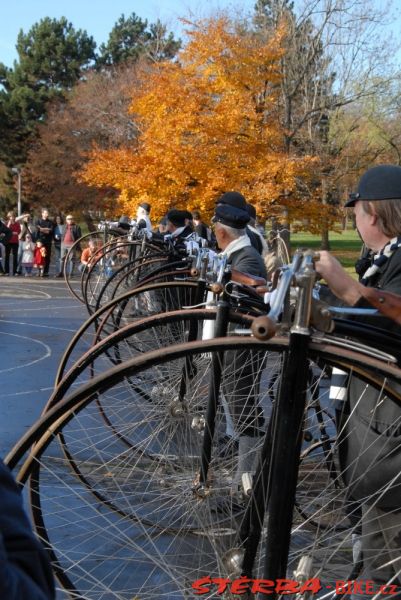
[246,203,257,220]
[118,215,131,230]
[166,209,187,227]
[182,210,193,221]
[345,165,401,207]
[216,191,247,210]
[212,204,250,229]
[139,202,151,213]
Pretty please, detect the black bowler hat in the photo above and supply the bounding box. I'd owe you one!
[212,204,250,229]
[118,215,131,230]
[246,203,257,219]
[345,165,401,207]
[166,209,187,227]
[216,191,247,210]
[139,202,151,213]
[182,210,193,221]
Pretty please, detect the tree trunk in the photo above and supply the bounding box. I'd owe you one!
[320,178,330,250]
[320,227,330,250]
[83,212,97,232]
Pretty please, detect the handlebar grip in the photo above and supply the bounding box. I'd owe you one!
[251,316,277,340]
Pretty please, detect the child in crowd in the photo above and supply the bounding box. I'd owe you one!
[34,240,47,277]
[21,234,35,276]
[80,239,100,272]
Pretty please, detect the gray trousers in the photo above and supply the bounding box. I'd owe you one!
[352,504,401,599]
[61,244,75,275]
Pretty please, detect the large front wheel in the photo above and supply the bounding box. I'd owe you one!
[6,336,401,599]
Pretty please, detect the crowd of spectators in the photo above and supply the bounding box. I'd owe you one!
[0,210,82,277]
[0,201,271,279]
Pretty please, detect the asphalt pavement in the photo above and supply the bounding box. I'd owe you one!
[0,276,86,457]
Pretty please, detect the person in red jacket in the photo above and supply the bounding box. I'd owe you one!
[33,241,47,277]
[4,211,21,275]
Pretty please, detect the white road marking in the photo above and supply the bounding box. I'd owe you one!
[0,319,78,333]
[0,331,51,373]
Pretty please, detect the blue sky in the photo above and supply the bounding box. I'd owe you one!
[0,0,255,67]
[2,0,400,69]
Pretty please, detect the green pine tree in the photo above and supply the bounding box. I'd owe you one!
[0,17,96,166]
[97,13,180,66]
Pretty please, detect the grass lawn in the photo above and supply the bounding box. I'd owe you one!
[290,228,362,275]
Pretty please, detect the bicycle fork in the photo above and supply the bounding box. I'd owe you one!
[193,300,230,490]
[238,254,316,596]
[262,254,316,596]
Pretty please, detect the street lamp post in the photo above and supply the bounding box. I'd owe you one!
[11,167,22,216]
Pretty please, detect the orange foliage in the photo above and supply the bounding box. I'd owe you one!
[80,17,320,223]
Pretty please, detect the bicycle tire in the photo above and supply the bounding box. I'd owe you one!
[83,239,164,313]
[6,336,401,599]
[54,280,203,386]
[275,235,290,265]
[63,230,122,303]
[92,253,171,313]
[43,311,338,537]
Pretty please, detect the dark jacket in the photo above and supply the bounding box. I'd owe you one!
[165,226,195,249]
[0,459,55,599]
[339,245,401,509]
[354,245,401,335]
[0,220,12,245]
[246,226,263,254]
[36,219,54,245]
[229,245,267,279]
[195,222,215,247]
[60,224,82,244]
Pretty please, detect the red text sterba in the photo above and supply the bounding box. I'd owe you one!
[192,576,322,595]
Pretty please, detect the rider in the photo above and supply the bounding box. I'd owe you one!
[212,203,267,279]
[164,209,197,246]
[135,203,152,232]
[215,191,265,255]
[212,202,267,498]
[316,164,401,594]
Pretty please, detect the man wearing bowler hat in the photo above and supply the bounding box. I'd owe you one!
[317,165,401,316]
[316,164,401,593]
[165,209,195,244]
[216,191,265,255]
[212,203,267,279]
[211,202,267,504]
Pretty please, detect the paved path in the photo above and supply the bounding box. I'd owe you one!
[0,277,86,456]
[0,277,87,599]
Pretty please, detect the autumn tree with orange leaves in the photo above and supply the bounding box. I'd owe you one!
[81,17,322,224]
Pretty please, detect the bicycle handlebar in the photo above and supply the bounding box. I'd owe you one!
[358,286,401,325]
